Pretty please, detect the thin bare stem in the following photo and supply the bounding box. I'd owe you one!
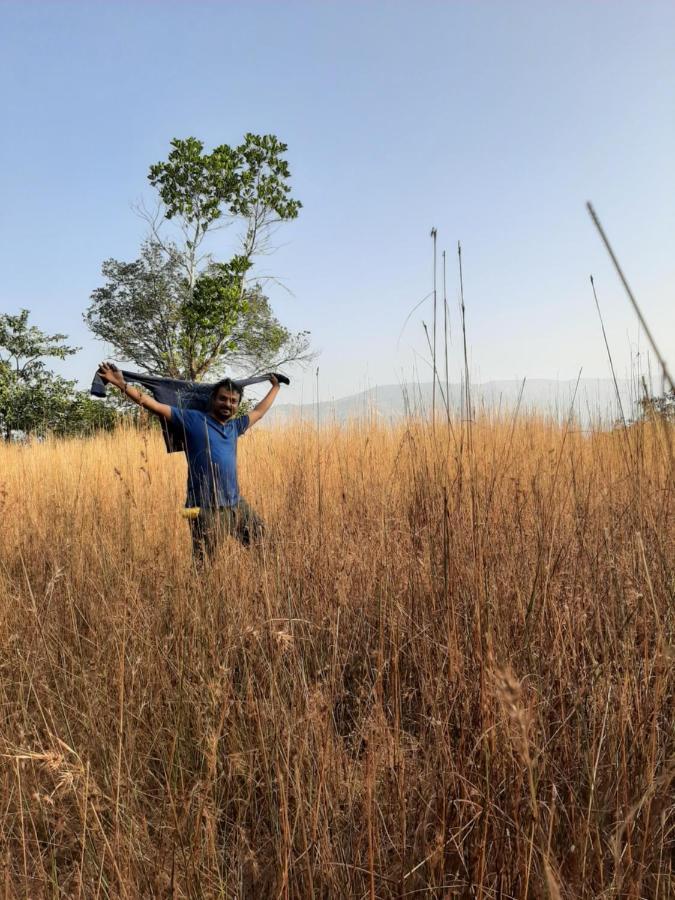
[443,249,450,423]
[586,202,674,392]
[431,227,438,430]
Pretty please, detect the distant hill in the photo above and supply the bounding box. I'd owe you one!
[266,379,639,428]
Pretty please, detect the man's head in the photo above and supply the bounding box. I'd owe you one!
[209,378,243,422]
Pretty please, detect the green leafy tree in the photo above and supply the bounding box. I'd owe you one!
[0,310,120,439]
[0,310,78,439]
[85,134,310,380]
[85,242,186,377]
[54,393,120,437]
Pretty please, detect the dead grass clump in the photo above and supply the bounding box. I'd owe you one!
[0,415,672,897]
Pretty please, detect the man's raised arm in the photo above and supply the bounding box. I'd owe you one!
[97,362,173,420]
[247,375,281,426]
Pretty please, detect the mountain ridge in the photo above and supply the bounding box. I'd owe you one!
[264,378,640,427]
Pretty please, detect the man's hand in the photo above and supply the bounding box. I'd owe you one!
[249,376,282,426]
[97,361,172,421]
[98,361,126,391]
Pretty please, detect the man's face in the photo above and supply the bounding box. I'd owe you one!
[212,388,240,421]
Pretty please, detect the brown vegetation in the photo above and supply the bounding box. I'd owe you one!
[0,416,672,897]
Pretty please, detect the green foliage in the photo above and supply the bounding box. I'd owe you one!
[54,393,120,437]
[0,310,77,438]
[85,242,187,377]
[0,309,78,373]
[639,388,675,422]
[0,310,120,439]
[86,242,309,380]
[148,134,301,237]
[87,134,311,382]
[182,257,251,350]
[226,284,310,372]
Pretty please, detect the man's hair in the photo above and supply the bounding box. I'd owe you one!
[209,378,243,405]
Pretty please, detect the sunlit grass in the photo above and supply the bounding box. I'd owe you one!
[0,415,672,897]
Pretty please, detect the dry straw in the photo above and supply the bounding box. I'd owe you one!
[0,406,672,897]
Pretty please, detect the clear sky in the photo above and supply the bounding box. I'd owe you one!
[1,1,673,405]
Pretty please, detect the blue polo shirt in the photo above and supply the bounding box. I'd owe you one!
[170,407,250,508]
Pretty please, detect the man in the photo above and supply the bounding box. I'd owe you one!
[97,361,280,558]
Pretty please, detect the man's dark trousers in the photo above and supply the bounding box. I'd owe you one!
[189,500,264,560]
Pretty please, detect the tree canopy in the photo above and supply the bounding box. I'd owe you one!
[0,310,118,439]
[86,134,310,381]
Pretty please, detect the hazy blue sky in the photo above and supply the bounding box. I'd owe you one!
[1,1,673,405]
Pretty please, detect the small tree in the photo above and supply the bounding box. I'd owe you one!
[0,310,78,439]
[54,393,120,437]
[639,388,675,422]
[0,310,120,439]
[85,134,311,381]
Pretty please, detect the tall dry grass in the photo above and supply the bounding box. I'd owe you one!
[0,414,672,898]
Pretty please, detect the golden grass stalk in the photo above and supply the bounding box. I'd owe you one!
[0,413,672,897]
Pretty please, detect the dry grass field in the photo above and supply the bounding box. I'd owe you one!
[0,414,672,898]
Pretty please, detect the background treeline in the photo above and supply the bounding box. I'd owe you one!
[0,309,120,440]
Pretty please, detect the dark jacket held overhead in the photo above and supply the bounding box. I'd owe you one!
[90,369,289,453]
